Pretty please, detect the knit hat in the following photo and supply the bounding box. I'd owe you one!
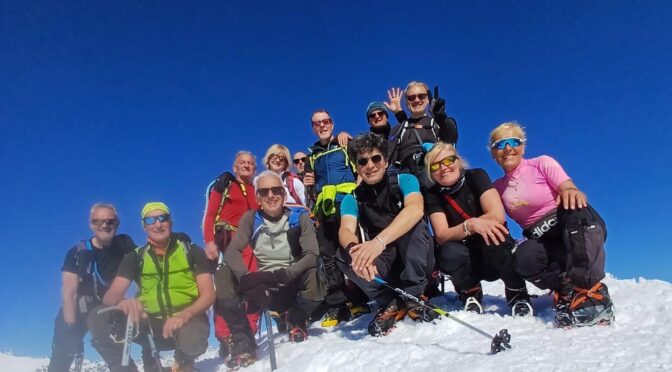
[141,202,170,218]
[365,102,388,119]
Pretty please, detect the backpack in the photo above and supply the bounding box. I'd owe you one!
[135,232,197,281]
[388,117,441,167]
[73,239,107,299]
[250,206,312,258]
[202,171,250,228]
[283,171,304,206]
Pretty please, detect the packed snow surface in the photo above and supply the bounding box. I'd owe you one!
[8,275,672,372]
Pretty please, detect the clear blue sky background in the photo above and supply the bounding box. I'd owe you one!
[1,0,671,358]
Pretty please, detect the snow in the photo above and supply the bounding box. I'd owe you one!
[6,275,672,372]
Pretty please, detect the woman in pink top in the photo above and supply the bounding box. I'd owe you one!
[489,122,614,328]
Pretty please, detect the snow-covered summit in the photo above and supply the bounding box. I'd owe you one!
[8,275,672,372]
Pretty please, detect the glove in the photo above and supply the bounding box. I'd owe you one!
[213,172,236,193]
[243,286,270,311]
[431,86,447,122]
[239,271,276,293]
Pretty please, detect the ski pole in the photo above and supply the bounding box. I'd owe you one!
[146,327,164,372]
[335,256,511,354]
[73,353,83,372]
[264,308,278,370]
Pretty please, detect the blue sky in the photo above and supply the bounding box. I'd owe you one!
[1,0,671,358]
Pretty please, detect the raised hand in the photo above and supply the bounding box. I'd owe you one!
[384,87,403,113]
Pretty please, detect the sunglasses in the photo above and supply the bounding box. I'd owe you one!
[368,111,386,119]
[491,137,525,150]
[356,154,383,167]
[293,157,307,165]
[91,218,118,227]
[406,93,428,102]
[269,155,287,164]
[142,214,170,226]
[257,186,285,197]
[429,155,459,172]
[311,118,333,127]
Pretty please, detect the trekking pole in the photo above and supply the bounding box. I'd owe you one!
[146,327,164,372]
[264,308,278,370]
[73,353,83,372]
[334,256,511,354]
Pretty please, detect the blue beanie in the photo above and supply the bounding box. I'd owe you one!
[365,102,388,119]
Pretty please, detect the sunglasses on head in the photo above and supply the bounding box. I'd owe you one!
[257,186,285,197]
[142,214,170,226]
[293,157,307,165]
[491,137,525,150]
[406,93,428,102]
[91,218,118,227]
[368,111,386,119]
[429,155,459,172]
[311,118,333,127]
[356,154,383,167]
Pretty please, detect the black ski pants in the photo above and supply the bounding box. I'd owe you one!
[87,307,209,372]
[316,204,350,306]
[435,235,526,297]
[338,220,434,307]
[47,308,88,372]
[515,205,607,291]
[217,265,325,343]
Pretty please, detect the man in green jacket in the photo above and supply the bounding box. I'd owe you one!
[88,202,215,372]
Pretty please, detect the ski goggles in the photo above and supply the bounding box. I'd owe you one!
[257,186,285,197]
[406,93,428,102]
[491,137,525,150]
[142,214,170,226]
[356,154,383,167]
[91,218,119,227]
[429,155,459,172]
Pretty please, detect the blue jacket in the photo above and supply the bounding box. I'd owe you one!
[307,139,356,203]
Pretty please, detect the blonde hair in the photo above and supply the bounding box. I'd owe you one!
[489,121,527,149]
[424,142,468,184]
[263,144,291,171]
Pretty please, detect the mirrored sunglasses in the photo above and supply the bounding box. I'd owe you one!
[142,214,170,226]
[491,137,525,150]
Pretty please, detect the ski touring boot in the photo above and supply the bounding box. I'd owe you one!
[218,335,233,359]
[506,287,534,317]
[288,321,309,343]
[368,298,407,337]
[553,290,574,328]
[458,285,484,314]
[570,282,615,327]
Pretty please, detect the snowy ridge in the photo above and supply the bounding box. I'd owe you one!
[9,275,672,372]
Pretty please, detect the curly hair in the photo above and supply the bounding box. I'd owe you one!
[347,132,388,162]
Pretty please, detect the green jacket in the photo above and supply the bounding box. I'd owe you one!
[136,237,199,318]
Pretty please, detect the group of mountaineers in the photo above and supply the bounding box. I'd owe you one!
[47,81,616,371]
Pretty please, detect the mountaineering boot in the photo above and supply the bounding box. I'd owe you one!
[368,298,407,337]
[458,285,484,314]
[506,287,534,317]
[218,336,233,359]
[269,310,288,334]
[570,282,615,327]
[288,320,308,343]
[171,359,194,372]
[405,295,441,322]
[348,301,371,320]
[554,290,574,327]
[226,332,257,370]
[321,303,350,327]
